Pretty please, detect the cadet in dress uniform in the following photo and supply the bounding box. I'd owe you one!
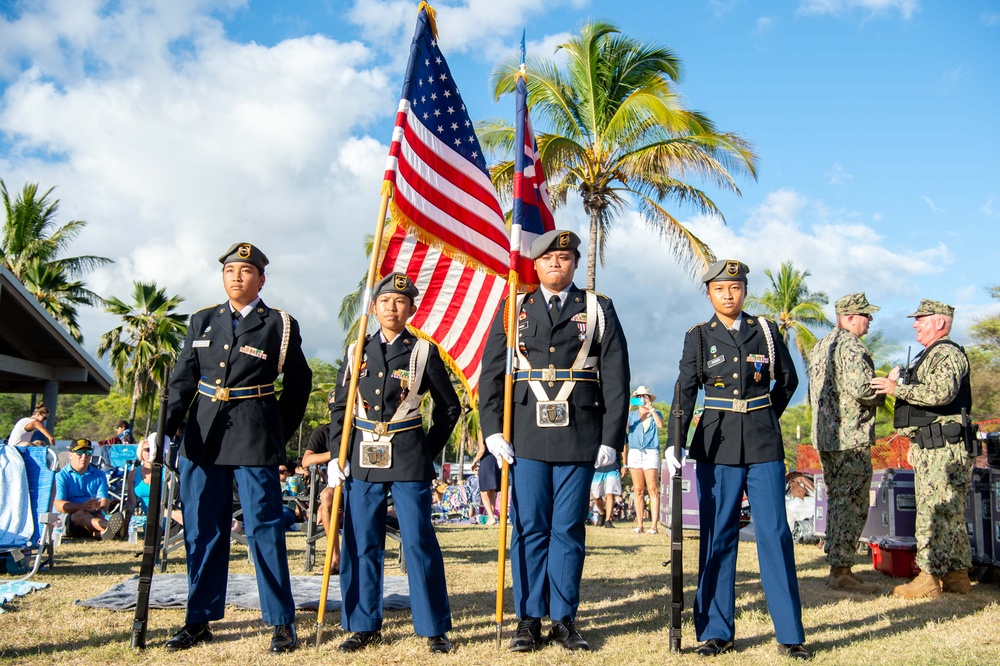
[163,242,311,654]
[327,273,461,654]
[667,260,808,660]
[479,230,630,652]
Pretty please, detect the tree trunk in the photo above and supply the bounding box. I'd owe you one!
[129,374,141,427]
[587,207,600,291]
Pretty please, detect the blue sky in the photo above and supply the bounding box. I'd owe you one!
[0,0,998,404]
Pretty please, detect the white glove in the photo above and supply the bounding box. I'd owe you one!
[148,432,171,456]
[327,459,351,487]
[594,445,616,468]
[665,447,686,476]
[486,434,514,466]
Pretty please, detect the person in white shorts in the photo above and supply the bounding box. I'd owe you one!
[590,457,622,528]
[623,386,663,534]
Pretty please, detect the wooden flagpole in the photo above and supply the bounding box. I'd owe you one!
[494,270,519,647]
[315,183,393,647]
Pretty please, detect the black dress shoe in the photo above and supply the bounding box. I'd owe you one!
[548,619,590,651]
[427,634,452,653]
[604,520,615,528]
[338,631,383,652]
[270,624,297,653]
[164,623,212,651]
[778,643,811,660]
[508,617,542,652]
[696,638,734,657]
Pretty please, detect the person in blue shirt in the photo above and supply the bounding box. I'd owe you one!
[54,439,124,539]
[624,386,664,534]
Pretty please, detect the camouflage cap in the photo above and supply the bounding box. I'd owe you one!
[218,242,269,272]
[527,229,581,260]
[907,299,955,318]
[835,292,881,315]
[372,272,419,302]
[701,259,750,284]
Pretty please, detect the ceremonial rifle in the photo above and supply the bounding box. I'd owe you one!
[669,380,684,652]
[131,372,169,649]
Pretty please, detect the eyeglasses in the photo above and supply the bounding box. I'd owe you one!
[73,451,93,457]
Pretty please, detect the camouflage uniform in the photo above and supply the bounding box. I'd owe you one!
[809,312,884,568]
[895,335,972,575]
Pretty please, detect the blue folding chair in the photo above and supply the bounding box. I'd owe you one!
[105,444,138,515]
[1,446,59,583]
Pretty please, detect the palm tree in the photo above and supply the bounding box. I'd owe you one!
[338,234,379,352]
[96,281,187,425]
[18,258,101,342]
[744,261,832,361]
[479,20,758,289]
[1,179,112,341]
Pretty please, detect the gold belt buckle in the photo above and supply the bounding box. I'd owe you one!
[732,399,747,413]
[213,387,230,402]
[541,368,557,382]
[372,421,388,436]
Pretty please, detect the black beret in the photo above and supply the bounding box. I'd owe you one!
[373,272,419,301]
[218,242,269,272]
[527,230,581,260]
[701,259,750,284]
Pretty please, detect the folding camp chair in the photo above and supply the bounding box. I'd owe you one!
[300,464,406,574]
[105,444,138,515]
[157,468,185,572]
[1,446,59,583]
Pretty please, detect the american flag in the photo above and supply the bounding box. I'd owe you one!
[380,5,508,394]
[511,69,555,283]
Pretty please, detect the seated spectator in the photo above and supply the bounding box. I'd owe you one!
[301,422,340,571]
[98,419,136,446]
[54,439,125,540]
[278,463,306,530]
[7,402,55,446]
[125,439,184,525]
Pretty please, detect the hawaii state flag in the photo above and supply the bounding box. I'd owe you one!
[510,69,555,284]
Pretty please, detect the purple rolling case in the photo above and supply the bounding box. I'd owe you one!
[660,459,700,530]
[861,468,916,542]
[965,467,992,565]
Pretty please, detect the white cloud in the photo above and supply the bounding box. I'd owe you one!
[982,11,1000,27]
[934,66,965,94]
[797,0,919,20]
[922,195,944,213]
[574,188,954,399]
[982,196,996,216]
[756,16,777,32]
[825,161,853,185]
[347,0,584,62]
[0,1,397,364]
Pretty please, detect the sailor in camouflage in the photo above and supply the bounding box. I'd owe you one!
[807,292,884,594]
[872,299,973,599]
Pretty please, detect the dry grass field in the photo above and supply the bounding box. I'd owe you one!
[3,523,1000,665]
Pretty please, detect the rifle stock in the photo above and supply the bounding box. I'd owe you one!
[669,380,684,652]
[131,373,170,649]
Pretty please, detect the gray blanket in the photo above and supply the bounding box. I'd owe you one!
[75,574,411,612]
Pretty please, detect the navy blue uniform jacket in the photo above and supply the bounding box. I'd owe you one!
[478,286,630,463]
[166,301,312,466]
[668,313,797,465]
[330,330,461,483]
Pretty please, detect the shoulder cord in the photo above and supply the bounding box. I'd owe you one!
[277,310,291,375]
[759,318,776,384]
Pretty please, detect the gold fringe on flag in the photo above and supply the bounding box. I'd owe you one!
[417,2,438,39]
